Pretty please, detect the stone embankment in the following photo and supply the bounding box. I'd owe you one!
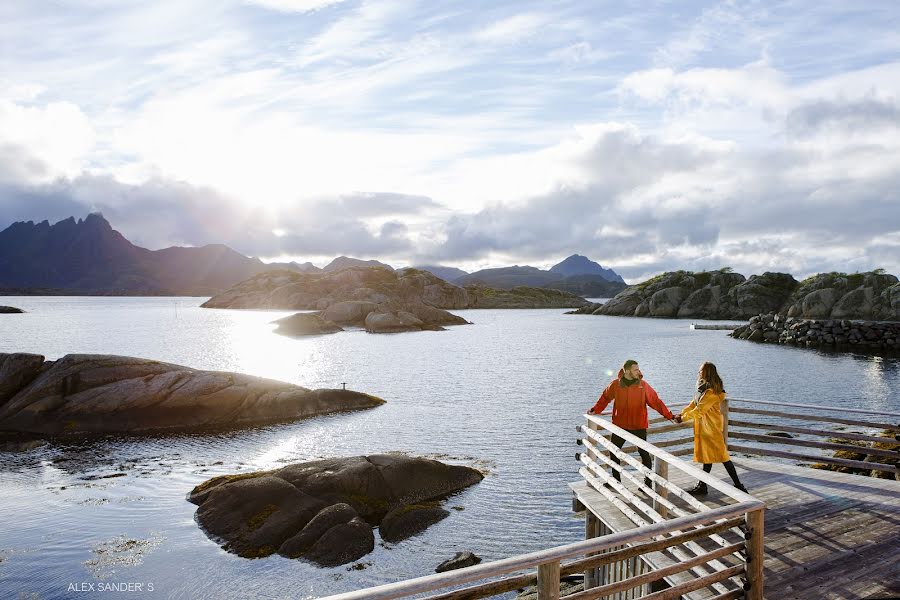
[731,314,900,352]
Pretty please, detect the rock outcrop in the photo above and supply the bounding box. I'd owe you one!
[271,312,343,336]
[202,267,588,332]
[587,269,898,321]
[0,353,384,435]
[188,455,484,566]
[0,306,25,313]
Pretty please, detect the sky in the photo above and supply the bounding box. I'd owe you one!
[1,1,899,282]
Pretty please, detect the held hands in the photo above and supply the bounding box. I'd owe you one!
[673,415,683,423]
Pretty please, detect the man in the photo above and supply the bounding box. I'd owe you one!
[587,359,675,487]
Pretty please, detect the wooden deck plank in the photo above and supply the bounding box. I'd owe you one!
[572,457,900,599]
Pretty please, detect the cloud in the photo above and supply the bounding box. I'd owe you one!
[0,99,95,183]
[786,98,900,138]
[246,0,348,13]
[337,192,445,217]
[0,172,420,261]
[474,13,548,45]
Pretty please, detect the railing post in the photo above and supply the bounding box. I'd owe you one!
[653,459,669,519]
[744,507,765,600]
[722,397,730,448]
[537,560,560,600]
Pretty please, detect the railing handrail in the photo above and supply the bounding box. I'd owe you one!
[727,397,898,417]
[318,501,761,600]
[584,414,757,502]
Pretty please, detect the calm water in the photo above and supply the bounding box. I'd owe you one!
[0,297,897,599]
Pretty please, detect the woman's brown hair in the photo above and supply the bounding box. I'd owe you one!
[699,362,725,394]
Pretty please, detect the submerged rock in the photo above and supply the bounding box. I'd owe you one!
[0,353,384,435]
[188,454,483,566]
[435,551,482,573]
[380,503,450,542]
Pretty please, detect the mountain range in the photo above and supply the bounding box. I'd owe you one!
[414,256,626,297]
[0,214,625,297]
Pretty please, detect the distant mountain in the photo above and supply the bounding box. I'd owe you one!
[545,274,627,298]
[323,256,394,272]
[0,214,305,295]
[455,266,563,288]
[268,261,321,273]
[549,254,624,283]
[412,265,469,282]
[455,264,626,297]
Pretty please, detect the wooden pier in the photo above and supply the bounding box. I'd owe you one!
[571,456,899,599]
[321,399,898,600]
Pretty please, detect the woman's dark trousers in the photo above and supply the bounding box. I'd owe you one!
[611,428,653,484]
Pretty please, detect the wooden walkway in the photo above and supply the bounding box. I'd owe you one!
[571,457,900,600]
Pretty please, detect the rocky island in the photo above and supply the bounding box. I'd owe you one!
[572,269,898,321]
[0,353,383,435]
[188,454,484,566]
[204,266,588,334]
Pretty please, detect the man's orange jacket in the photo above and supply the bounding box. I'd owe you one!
[589,369,674,429]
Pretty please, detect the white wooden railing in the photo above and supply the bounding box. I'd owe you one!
[575,415,764,600]
[319,501,760,600]
[320,398,896,600]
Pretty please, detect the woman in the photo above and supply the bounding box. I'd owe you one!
[675,362,748,495]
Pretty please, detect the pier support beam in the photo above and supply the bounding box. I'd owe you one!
[745,507,765,600]
[537,560,560,600]
[584,511,601,588]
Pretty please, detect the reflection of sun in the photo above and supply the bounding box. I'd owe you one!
[223,310,329,387]
[863,356,890,407]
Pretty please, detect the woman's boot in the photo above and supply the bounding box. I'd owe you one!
[687,481,708,495]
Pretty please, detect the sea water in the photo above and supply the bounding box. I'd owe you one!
[0,297,897,599]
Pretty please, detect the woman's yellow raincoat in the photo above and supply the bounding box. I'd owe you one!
[680,390,729,463]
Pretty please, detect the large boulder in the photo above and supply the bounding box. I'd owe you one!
[380,503,450,543]
[278,503,374,566]
[0,353,384,435]
[188,455,483,566]
[649,287,689,317]
[271,312,343,336]
[784,272,898,320]
[323,301,378,325]
[0,353,45,403]
[728,272,798,317]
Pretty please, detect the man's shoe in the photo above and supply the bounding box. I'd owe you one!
[735,484,749,493]
[687,482,708,496]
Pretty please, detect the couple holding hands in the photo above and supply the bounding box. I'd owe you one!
[587,359,748,495]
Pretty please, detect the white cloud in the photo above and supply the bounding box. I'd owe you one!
[474,13,548,44]
[1,1,899,279]
[246,0,348,13]
[0,99,95,183]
